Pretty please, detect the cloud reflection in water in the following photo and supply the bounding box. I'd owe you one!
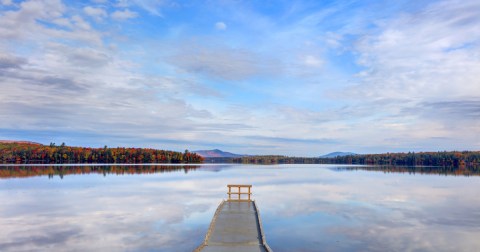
[0,164,479,251]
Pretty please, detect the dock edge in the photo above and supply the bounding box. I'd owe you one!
[253,200,272,252]
[193,199,225,252]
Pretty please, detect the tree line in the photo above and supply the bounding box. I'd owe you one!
[0,142,204,164]
[321,151,480,167]
[220,151,480,167]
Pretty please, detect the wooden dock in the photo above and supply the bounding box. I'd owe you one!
[195,185,272,252]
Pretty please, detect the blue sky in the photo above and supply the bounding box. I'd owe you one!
[0,0,479,156]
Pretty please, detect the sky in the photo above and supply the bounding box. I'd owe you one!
[0,0,479,156]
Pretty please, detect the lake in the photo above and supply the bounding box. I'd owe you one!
[1,164,479,251]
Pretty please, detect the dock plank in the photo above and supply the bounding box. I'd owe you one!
[196,200,271,252]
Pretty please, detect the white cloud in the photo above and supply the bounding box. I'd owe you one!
[0,0,66,39]
[20,0,65,19]
[215,21,227,30]
[71,15,91,30]
[51,17,72,27]
[303,55,322,67]
[83,6,107,21]
[115,0,129,8]
[0,1,218,150]
[132,0,166,16]
[0,53,27,69]
[1,0,12,6]
[317,0,480,150]
[167,41,281,81]
[0,0,102,45]
[324,31,342,48]
[111,9,138,20]
[114,0,166,16]
[353,0,480,102]
[0,0,479,154]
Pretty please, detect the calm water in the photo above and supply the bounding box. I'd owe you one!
[1,164,479,252]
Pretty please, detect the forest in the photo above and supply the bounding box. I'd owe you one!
[2,141,479,169]
[220,151,480,167]
[0,142,204,164]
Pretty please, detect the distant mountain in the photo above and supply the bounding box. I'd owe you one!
[0,140,42,145]
[321,152,356,158]
[193,149,245,158]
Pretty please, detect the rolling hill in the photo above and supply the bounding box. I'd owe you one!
[193,149,245,158]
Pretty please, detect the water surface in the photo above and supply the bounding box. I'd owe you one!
[1,164,479,251]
